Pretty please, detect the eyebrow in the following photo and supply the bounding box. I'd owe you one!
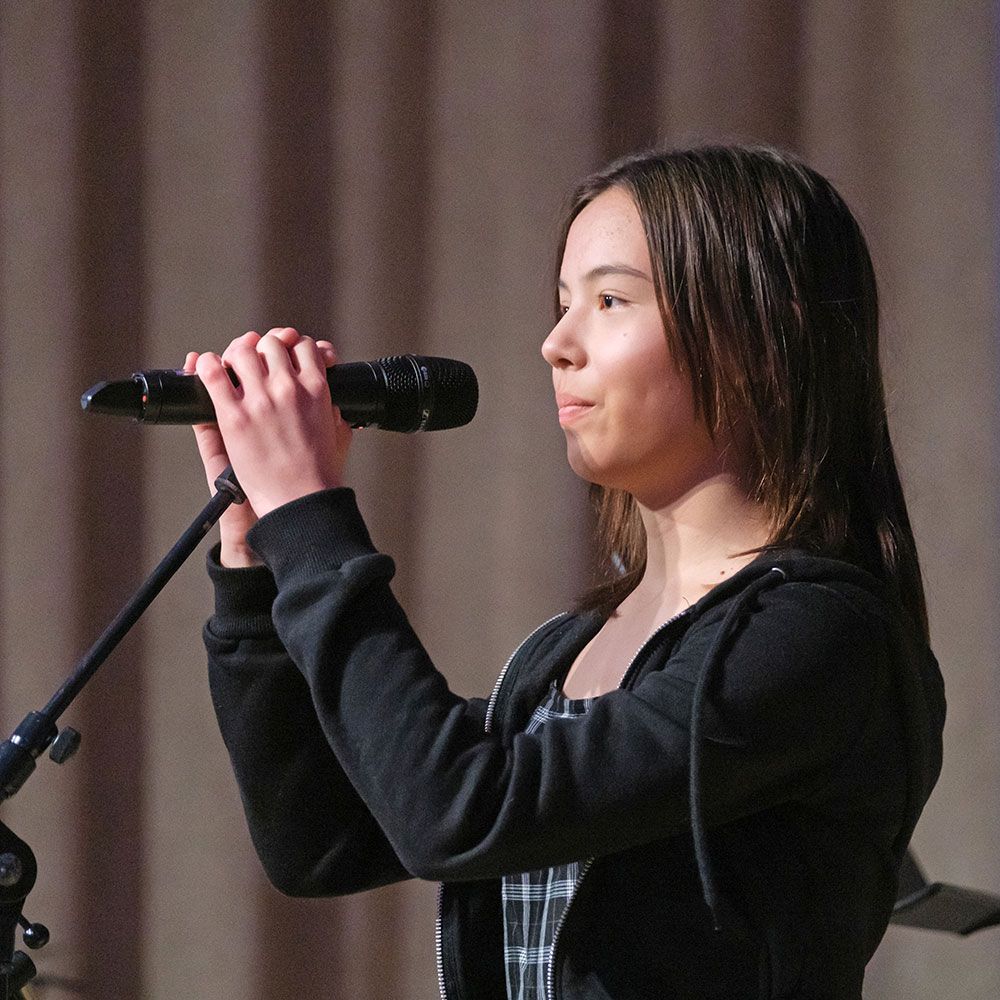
[557,263,653,290]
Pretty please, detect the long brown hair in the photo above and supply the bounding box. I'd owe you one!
[558,146,928,641]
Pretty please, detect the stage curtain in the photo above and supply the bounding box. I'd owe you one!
[0,1,996,996]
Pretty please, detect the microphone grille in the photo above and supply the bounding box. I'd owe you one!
[420,356,479,431]
[374,356,478,432]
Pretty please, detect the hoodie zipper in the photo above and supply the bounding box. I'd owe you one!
[436,606,692,1000]
[485,612,569,734]
[546,606,693,1000]
[435,611,569,1000]
[435,882,448,1000]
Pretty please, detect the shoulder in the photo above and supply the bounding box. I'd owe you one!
[688,552,898,658]
[675,557,905,742]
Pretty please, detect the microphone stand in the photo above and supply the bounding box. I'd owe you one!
[0,467,245,999]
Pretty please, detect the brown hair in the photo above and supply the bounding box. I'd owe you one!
[558,145,928,640]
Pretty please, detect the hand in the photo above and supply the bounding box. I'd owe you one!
[192,328,352,531]
[184,328,351,567]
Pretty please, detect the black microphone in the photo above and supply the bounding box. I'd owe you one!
[81,355,479,432]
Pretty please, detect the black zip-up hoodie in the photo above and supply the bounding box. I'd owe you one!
[204,489,945,999]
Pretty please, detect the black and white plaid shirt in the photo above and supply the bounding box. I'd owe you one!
[501,682,595,1000]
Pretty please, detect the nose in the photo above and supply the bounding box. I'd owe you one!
[541,311,584,370]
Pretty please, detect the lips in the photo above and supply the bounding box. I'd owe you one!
[555,394,595,425]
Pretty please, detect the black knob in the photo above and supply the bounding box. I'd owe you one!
[49,727,82,765]
[0,853,23,887]
[18,915,49,950]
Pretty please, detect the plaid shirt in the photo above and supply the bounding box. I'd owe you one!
[501,682,595,999]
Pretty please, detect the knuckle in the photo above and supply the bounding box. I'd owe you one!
[224,341,250,362]
[243,395,271,421]
[303,372,329,395]
[227,332,259,356]
[196,355,222,378]
[271,379,299,406]
[221,404,248,431]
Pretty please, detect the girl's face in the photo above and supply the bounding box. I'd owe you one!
[542,187,726,508]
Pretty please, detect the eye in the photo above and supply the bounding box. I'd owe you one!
[600,294,624,309]
[558,302,570,316]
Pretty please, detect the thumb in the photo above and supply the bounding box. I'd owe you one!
[184,351,232,490]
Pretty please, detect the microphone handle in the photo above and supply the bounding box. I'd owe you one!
[137,363,385,426]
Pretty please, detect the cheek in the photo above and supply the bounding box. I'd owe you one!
[607,328,677,401]
[604,368,709,470]
[608,357,690,432]
[561,332,707,486]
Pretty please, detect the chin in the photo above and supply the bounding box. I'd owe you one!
[565,442,617,490]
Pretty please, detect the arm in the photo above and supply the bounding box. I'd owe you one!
[251,487,899,884]
[205,547,412,896]
[187,336,405,894]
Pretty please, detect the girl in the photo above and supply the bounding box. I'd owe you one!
[190,146,945,999]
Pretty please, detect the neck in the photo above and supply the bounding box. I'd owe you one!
[628,473,771,613]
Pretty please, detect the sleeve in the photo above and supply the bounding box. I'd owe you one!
[247,488,894,885]
[204,544,413,896]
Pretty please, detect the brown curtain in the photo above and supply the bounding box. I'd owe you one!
[0,1,996,997]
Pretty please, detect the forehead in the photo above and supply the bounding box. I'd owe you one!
[560,187,650,277]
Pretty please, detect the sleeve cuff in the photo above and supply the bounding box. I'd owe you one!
[246,488,381,588]
[206,542,279,639]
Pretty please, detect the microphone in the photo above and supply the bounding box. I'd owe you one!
[81,355,479,432]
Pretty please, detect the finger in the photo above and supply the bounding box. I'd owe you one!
[263,326,302,353]
[220,331,262,364]
[262,327,306,373]
[221,331,265,391]
[265,326,302,345]
[183,351,199,374]
[192,423,231,476]
[195,352,241,413]
[315,340,338,367]
[289,335,326,379]
[257,329,299,376]
[190,403,232,486]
